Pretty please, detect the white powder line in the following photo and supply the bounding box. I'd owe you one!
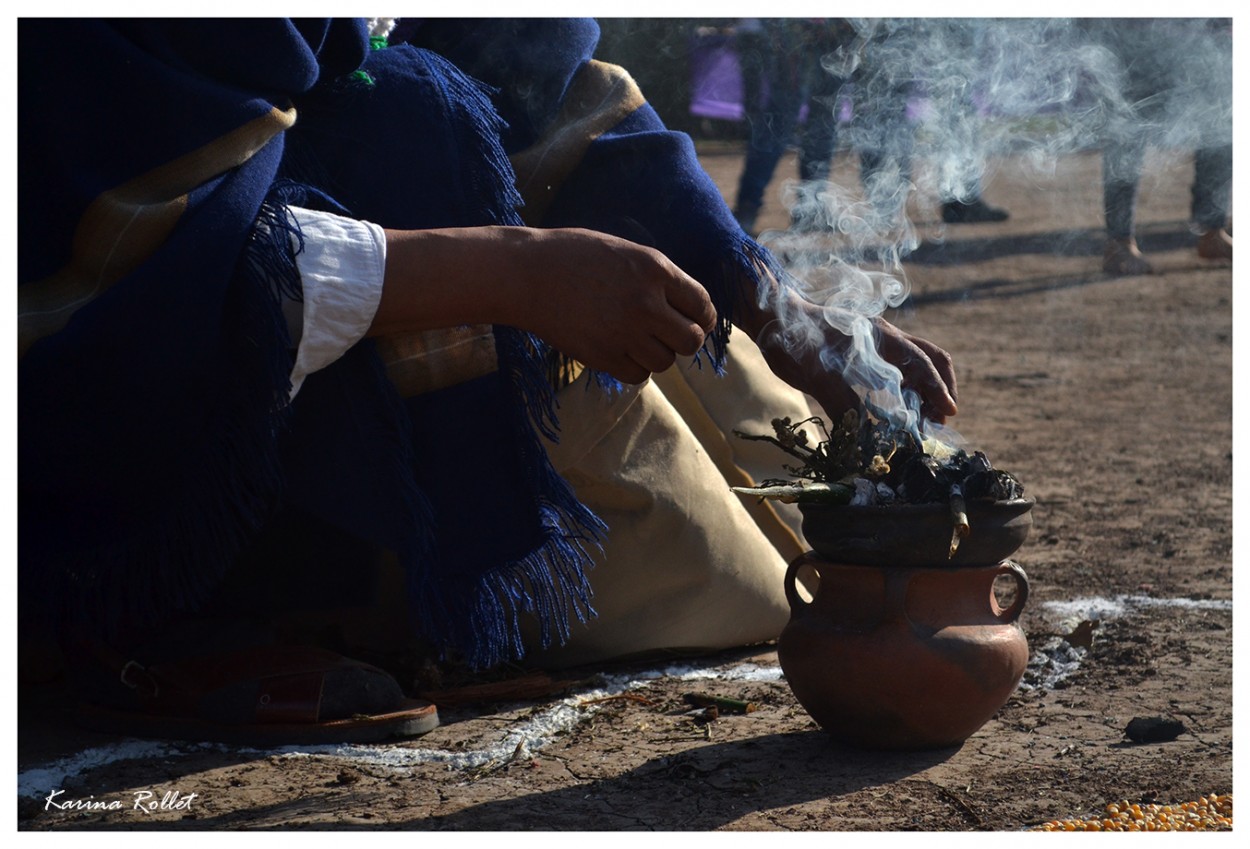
[1018,638,1089,692]
[28,592,1224,794]
[18,661,782,798]
[18,740,220,800]
[1021,593,1232,692]
[1041,594,1232,629]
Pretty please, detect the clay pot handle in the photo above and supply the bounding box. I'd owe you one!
[994,561,1030,623]
[784,556,818,612]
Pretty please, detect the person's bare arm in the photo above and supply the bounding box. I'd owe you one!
[371,224,954,423]
[372,226,717,385]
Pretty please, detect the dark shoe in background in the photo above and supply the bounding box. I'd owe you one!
[941,198,1010,224]
[1102,238,1154,276]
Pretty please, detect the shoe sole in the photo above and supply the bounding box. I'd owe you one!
[74,699,440,747]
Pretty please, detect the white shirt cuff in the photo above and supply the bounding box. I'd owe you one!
[284,206,387,399]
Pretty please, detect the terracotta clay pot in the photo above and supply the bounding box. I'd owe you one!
[778,554,1030,750]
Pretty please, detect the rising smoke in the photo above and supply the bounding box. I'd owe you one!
[741,18,1232,438]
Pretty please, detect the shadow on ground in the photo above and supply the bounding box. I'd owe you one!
[403,732,957,830]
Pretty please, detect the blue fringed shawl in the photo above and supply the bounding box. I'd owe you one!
[19,19,342,635]
[274,38,608,666]
[399,19,789,369]
[19,18,785,669]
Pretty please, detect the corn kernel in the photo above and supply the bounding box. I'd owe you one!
[1033,794,1231,832]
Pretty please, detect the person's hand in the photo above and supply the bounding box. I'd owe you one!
[750,297,958,427]
[515,228,718,384]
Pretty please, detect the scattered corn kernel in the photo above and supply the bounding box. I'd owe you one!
[1034,793,1232,831]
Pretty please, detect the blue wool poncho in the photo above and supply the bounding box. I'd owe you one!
[18,18,784,668]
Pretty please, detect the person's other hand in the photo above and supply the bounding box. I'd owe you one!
[753,302,957,427]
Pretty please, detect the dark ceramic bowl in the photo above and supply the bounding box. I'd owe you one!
[798,497,1034,567]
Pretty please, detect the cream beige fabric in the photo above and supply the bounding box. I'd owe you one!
[501,57,821,664]
[524,335,818,668]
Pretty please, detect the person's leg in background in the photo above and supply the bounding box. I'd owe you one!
[1192,144,1232,261]
[787,32,847,233]
[736,22,766,136]
[1101,139,1153,275]
[733,21,805,234]
[856,80,916,234]
[937,19,1010,225]
[795,31,846,185]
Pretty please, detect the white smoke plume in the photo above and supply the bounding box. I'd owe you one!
[747,18,1231,439]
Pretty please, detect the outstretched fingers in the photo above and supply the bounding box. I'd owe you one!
[909,335,958,411]
[878,326,958,423]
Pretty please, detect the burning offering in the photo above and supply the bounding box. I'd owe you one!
[733,412,1032,567]
[742,411,1035,750]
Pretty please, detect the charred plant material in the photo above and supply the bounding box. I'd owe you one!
[963,467,1025,502]
[731,411,1026,548]
[732,413,861,483]
[899,454,942,502]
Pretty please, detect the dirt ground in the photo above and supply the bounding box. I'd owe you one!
[15,144,1233,832]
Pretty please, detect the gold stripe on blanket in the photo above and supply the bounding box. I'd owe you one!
[510,60,647,225]
[376,325,499,398]
[377,327,587,398]
[495,59,644,392]
[18,106,298,358]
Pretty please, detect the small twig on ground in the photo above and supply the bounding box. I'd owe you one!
[683,692,758,714]
[929,781,987,829]
[579,692,658,708]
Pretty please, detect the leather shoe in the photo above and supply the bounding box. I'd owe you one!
[941,198,1010,224]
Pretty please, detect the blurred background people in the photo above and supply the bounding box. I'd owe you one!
[1084,19,1232,275]
[731,19,1009,237]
